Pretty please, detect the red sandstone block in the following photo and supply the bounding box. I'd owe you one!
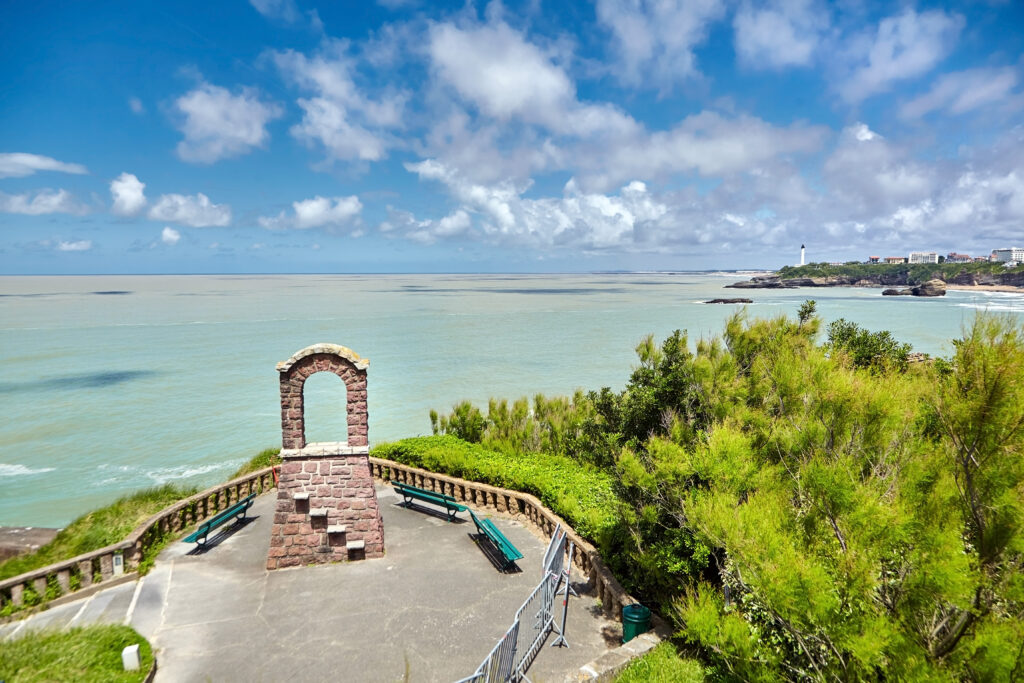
[283,523,299,534]
[331,467,351,476]
[273,513,288,524]
[304,462,318,473]
[351,501,366,510]
[268,546,287,558]
[310,476,324,485]
[353,521,370,531]
[287,513,307,524]
[279,557,300,568]
[295,473,311,481]
[288,545,305,556]
[270,536,284,547]
[319,462,332,475]
[315,485,329,497]
[282,463,301,475]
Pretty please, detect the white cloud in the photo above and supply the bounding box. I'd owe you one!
[0,189,86,215]
[259,195,363,230]
[161,227,181,245]
[57,240,91,252]
[129,97,144,114]
[428,21,574,123]
[900,67,1021,119]
[838,9,964,102]
[174,82,282,163]
[249,0,299,22]
[110,172,147,216]
[272,42,407,163]
[0,153,87,179]
[148,193,231,227]
[398,160,672,250]
[595,0,727,90]
[734,0,826,69]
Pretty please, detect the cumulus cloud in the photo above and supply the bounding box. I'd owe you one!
[397,160,672,250]
[595,0,727,90]
[272,41,407,163]
[733,0,826,69]
[258,195,363,230]
[174,82,283,163]
[161,227,181,245]
[0,189,87,215]
[57,240,91,252]
[838,9,964,102]
[900,66,1022,119]
[148,193,231,227]
[129,97,144,114]
[0,153,87,179]
[110,172,147,216]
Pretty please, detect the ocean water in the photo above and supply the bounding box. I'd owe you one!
[2,273,1023,528]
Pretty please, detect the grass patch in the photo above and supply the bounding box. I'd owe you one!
[0,624,153,682]
[0,484,197,581]
[371,435,618,542]
[230,446,281,478]
[614,642,706,683]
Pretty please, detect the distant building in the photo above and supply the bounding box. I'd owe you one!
[946,252,972,263]
[909,251,939,264]
[868,256,880,263]
[991,247,1024,263]
[885,256,907,264]
[974,256,989,262]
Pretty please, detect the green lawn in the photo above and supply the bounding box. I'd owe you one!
[0,625,153,682]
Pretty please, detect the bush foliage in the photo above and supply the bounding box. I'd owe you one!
[428,310,1024,680]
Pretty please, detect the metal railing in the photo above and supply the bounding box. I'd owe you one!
[456,527,576,683]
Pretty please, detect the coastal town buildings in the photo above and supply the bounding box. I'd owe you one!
[992,247,1024,263]
[885,256,908,264]
[909,252,939,264]
[947,253,972,263]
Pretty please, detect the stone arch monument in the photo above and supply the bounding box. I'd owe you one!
[267,344,385,570]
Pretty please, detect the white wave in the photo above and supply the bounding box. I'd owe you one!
[956,302,1024,313]
[145,460,242,484]
[0,463,56,477]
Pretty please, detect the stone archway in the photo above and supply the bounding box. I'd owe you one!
[267,344,385,569]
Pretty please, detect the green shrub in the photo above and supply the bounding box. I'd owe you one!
[371,435,618,543]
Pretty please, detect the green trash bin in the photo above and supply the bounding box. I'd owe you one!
[622,603,652,643]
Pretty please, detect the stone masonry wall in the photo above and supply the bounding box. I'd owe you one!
[267,450,385,569]
[268,344,384,569]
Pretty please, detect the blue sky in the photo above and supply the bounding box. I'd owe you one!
[1,0,1022,274]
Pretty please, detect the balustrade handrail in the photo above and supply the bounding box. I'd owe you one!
[0,466,276,611]
[367,456,636,621]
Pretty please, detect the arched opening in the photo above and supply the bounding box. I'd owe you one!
[302,371,349,445]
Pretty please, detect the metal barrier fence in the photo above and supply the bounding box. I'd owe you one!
[456,529,574,683]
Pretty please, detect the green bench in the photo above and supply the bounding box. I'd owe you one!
[391,481,467,522]
[183,493,256,546]
[469,510,523,572]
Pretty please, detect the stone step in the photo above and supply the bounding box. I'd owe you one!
[308,508,328,518]
[292,492,310,501]
[326,525,347,534]
[346,540,365,551]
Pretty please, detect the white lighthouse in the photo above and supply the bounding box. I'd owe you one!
[800,244,805,266]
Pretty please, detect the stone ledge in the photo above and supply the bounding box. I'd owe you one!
[564,630,667,682]
[280,443,369,458]
[292,492,310,501]
[346,540,365,550]
[308,509,328,518]
[326,525,347,534]
[276,344,369,373]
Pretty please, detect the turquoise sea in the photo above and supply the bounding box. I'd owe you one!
[3,273,1024,528]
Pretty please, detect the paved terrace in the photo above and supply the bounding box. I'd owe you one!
[1,484,621,682]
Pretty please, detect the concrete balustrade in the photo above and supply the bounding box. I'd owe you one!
[368,457,637,620]
[0,467,276,620]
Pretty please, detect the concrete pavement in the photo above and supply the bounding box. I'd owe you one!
[4,484,620,682]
